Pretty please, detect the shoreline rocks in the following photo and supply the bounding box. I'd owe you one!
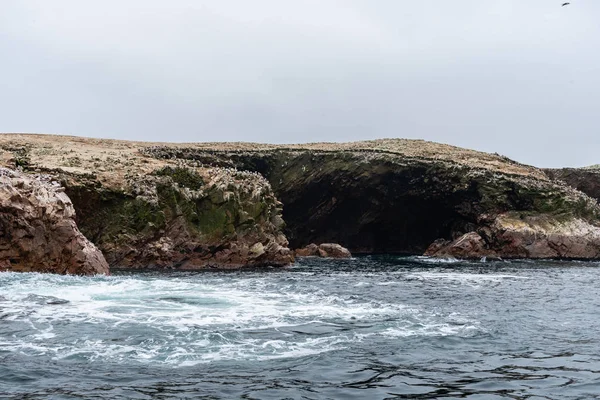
[295,243,352,259]
[0,168,109,275]
[425,213,600,260]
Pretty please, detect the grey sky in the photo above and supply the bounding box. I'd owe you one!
[1,0,599,168]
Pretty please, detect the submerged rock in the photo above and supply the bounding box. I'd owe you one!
[0,168,109,275]
[295,243,352,259]
[23,294,70,305]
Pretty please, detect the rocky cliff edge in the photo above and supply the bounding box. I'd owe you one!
[0,168,109,275]
[3,134,600,267]
[0,135,293,271]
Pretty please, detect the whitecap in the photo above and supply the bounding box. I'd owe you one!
[405,272,528,285]
[412,256,460,264]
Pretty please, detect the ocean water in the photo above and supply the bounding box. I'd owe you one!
[1,256,600,399]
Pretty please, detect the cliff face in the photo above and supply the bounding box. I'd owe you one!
[0,168,109,275]
[545,168,600,203]
[3,134,600,267]
[142,140,600,259]
[0,135,292,270]
[61,167,292,269]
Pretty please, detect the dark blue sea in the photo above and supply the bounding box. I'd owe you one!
[2,256,600,399]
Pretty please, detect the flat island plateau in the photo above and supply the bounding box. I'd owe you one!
[2,133,600,275]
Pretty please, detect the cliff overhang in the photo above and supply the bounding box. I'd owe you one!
[3,134,600,273]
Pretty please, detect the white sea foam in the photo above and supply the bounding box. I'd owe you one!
[405,272,528,286]
[0,271,485,366]
[412,256,461,264]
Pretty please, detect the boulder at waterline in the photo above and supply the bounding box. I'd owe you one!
[295,243,352,259]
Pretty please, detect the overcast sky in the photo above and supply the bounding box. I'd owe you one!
[1,1,599,167]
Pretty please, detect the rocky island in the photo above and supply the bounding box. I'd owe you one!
[2,133,600,275]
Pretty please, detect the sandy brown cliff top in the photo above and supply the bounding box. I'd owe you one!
[0,133,547,183]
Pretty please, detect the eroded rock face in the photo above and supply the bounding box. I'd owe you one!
[0,168,109,275]
[141,144,600,259]
[425,213,600,259]
[5,134,600,263]
[295,243,352,259]
[62,166,293,269]
[545,168,600,203]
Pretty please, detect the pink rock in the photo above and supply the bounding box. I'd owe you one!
[0,168,109,275]
[425,213,600,260]
[295,243,352,259]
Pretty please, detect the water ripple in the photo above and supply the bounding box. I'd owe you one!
[1,257,600,398]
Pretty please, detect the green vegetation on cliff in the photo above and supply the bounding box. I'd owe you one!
[3,134,600,261]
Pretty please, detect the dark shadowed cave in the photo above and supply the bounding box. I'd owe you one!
[226,151,483,254]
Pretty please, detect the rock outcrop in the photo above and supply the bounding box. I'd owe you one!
[425,213,600,259]
[4,134,600,264]
[425,232,489,260]
[0,136,293,270]
[545,168,600,203]
[0,168,109,275]
[139,139,600,260]
[295,243,352,259]
[62,166,293,269]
